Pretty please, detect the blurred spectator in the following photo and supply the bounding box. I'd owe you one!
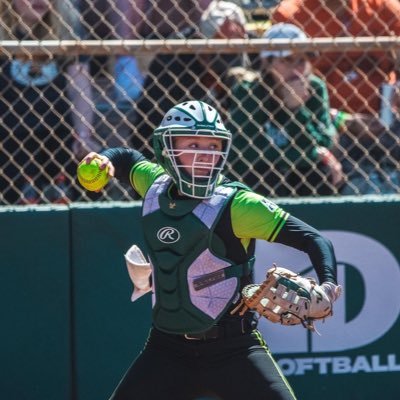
[327,108,392,194]
[199,0,250,111]
[135,0,212,38]
[273,0,400,195]
[111,0,146,104]
[107,0,213,104]
[131,0,249,158]
[226,23,342,196]
[334,110,400,195]
[272,0,400,116]
[0,0,99,205]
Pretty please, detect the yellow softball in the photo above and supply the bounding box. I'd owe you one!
[77,159,109,192]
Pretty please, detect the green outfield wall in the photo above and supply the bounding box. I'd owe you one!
[1,196,399,400]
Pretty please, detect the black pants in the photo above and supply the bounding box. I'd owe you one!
[109,327,296,400]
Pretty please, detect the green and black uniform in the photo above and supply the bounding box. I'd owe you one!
[104,148,337,400]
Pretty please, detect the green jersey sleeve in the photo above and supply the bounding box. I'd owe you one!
[130,160,165,198]
[230,190,289,243]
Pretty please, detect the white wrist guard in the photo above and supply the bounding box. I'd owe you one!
[321,282,342,303]
[124,244,152,302]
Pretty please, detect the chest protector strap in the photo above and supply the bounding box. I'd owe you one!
[142,175,254,334]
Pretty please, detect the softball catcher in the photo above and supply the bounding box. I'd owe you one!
[78,100,341,400]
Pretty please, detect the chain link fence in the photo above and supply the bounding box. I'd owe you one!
[0,0,399,205]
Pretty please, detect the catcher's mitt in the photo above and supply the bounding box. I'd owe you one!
[231,265,334,332]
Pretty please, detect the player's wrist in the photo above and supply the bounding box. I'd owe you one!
[321,281,342,302]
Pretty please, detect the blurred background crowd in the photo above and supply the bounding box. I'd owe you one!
[0,0,399,205]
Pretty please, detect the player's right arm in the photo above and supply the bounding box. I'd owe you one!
[82,147,164,198]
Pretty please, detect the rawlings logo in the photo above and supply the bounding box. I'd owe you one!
[157,227,181,243]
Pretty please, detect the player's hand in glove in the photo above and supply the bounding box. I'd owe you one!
[231,265,342,332]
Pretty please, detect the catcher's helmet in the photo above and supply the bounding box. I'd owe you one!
[153,100,231,199]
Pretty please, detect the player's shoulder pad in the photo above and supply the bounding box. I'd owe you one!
[223,181,252,192]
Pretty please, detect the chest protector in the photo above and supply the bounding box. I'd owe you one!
[142,175,253,334]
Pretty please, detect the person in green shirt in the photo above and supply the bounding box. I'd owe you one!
[227,23,343,197]
[78,100,341,400]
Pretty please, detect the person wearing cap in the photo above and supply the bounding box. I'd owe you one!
[226,23,343,196]
[272,0,400,116]
[105,0,212,104]
[131,0,249,158]
[200,0,248,39]
[272,0,400,195]
[198,0,251,114]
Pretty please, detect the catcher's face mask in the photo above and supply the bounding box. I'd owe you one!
[153,101,231,199]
